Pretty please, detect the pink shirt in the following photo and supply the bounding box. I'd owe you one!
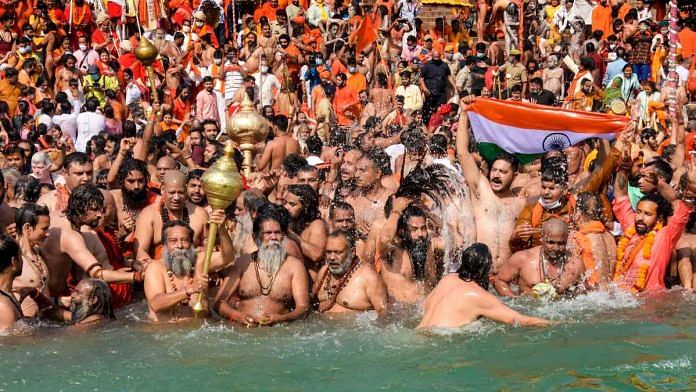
[195,89,220,124]
[613,197,692,292]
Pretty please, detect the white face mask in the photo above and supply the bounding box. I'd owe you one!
[260,65,269,73]
[195,21,204,27]
[19,47,30,54]
[79,44,88,51]
[348,66,356,73]
[539,196,562,210]
[182,25,191,33]
[214,59,222,65]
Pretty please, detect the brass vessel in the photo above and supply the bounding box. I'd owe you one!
[192,141,243,315]
[226,93,270,177]
[134,37,159,101]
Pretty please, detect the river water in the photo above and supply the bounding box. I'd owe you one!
[1,288,695,391]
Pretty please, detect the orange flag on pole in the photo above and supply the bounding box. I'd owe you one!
[350,14,378,55]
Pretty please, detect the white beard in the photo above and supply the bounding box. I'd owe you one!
[257,239,286,277]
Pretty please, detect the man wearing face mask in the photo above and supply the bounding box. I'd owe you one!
[193,11,219,48]
[498,49,528,98]
[180,20,199,52]
[419,49,456,123]
[83,65,118,108]
[401,35,426,63]
[73,35,99,75]
[628,20,653,81]
[603,46,627,87]
[346,57,367,93]
[254,57,281,108]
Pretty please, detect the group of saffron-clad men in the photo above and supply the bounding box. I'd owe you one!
[0,0,696,332]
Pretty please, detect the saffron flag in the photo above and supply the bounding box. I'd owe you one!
[350,14,378,55]
[467,98,628,164]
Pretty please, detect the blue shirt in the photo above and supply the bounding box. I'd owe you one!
[603,58,628,86]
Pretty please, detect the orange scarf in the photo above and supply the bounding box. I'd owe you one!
[573,220,605,287]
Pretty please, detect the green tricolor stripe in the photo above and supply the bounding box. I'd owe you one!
[478,142,541,166]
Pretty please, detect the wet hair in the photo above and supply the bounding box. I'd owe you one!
[186,169,205,184]
[329,201,354,220]
[327,229,356,250]
[397,205,428,279]
[492,151,519,172]
[63,152,91,171]
[239,189,267,216]
[576,192,604,221]
[286,184,320,233]
[13,175,40,203]
[401,128,428,155]
[640,127,657,143]
[395,164,455,205]
[15,203,49,235]
[306,135,323,155]
[0,234,19,274]
[644,158,674,183]
[638,193,673,224]
[252,211,285,240]
[66,184,104,227]
[117,158,150,186]
[429,134,448,156]
[283,154,308,178]
[363,149,392,176]
[83,278,116,320]
[256,203,291,233]
[456,243,492,289]
[162,220,194,244]
[540,166,569,186]
[273,115,289,133]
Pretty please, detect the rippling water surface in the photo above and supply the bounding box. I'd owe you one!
[2,289,695,391]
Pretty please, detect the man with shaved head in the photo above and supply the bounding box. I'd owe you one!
[133,170,209,269]
[494,218,585,298]
[419,48,456,123]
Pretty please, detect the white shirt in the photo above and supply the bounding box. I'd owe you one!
[124,82,142,106]
[254,72,282,107]
[52,112,78,142]
[75,111,106,152]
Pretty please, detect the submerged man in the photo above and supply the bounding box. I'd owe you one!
[214,213,310,327]
[313,230,387,314]
[494,218,585,298]
[418,243,552,329]
[70,279,115,326]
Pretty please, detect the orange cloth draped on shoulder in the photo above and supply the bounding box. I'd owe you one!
[349,14,378,56]
[333,85,359,126]
[573,221,606,287]
[196,24,219,48]
[591,4,613,40]
[96,228,132,308]
[678,28,696,60]
[254,2,278,22]
[0,78,21,116]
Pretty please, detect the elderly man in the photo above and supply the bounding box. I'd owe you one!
[313,230,387,314]
[494,218,585,298]
[419,244,551,329]
[144,210,233,322]
[214,212,310,327]
[134,170,209,267]
[70,279,115,326]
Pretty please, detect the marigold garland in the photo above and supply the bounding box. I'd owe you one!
[614,222,663,291]
[574,221,606,287]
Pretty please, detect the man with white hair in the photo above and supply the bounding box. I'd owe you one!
[29,151,61,185]
[214,212,310,327]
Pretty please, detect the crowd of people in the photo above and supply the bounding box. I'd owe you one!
[0,0,695,333]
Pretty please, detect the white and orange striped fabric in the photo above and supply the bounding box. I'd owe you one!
[466,98,629,164]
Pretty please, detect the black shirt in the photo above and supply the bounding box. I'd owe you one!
[421,60,451,96]
[529,89,557,106]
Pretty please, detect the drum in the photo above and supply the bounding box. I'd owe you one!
[609,99,626,115]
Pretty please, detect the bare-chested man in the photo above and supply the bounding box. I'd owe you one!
[134,170,209,267]
[55,54,81,92]
[230,190,267,258]
[69,279,115,327]
[675,212,696,290]
[377,202,439,303]
[494,218,585,298]
[40,184,139,301]
[284,184,327,277]
[329,202,371,262]
[419,243,551,328]
[144,211,233,322]
[258,115,301,172]
[571,192,617,290]
[0,170,15,231]
[346,151,394,228]
[37,152,117,229]
[0,236,22,333]
[214,213,310,327]
[240,32,264,74]
[313,230,387,314]
[457,100,525,270]
[12,203,51,318]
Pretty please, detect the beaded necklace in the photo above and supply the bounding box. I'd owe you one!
[22,250,48,291]
[316,258,362,312]
[253,252,281,296]
[167,271,193,305]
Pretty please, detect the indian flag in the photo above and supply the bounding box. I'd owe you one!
[467,98,628,165]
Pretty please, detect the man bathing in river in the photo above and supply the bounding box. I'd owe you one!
[214,213,310,327]
[419,243,552,329]
[313,230,387,314]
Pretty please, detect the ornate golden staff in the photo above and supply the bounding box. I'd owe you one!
[192,141,243,314]
[134,37,159,102]
[226,93,271,177]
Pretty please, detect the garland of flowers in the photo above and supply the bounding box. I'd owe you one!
[574,221,606,287]
[614,222,663,291]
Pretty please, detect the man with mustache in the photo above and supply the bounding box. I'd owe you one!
[134,171,209,269]
[214,213,310,327]
[186,170,208,208]
[377,202,439,303]
[230,190,267,258]
[69,279,115,327]
[144,212,233,322]
[329,202,371,263]
[41,184,140,306]
[456,101,526,271]
[313,230,387,314]
[283,184,327,278]
[494,218,585,298]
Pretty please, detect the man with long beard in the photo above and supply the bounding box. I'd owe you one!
[377,202,440,304]
[41,184,140,305]
[134,171,209,268]
[144,212,234,322]
[283,184,327,277]
[229,190,266,258]
[313,231,387,314]
[111,158,159,262]
[214,213,310,327]
[69,279,115,327]
[494,218,585,298]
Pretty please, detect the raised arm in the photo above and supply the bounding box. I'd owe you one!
[455,97,481,195]
[376,197,411,258]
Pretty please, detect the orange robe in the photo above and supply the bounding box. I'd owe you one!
[591,4,612,40]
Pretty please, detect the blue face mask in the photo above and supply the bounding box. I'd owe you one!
[91,74,100,81]
[315,58,323,65]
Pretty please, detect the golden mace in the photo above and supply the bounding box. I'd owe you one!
[192,141,243,314]
[226,93,270,177]
[134,37,159,102]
